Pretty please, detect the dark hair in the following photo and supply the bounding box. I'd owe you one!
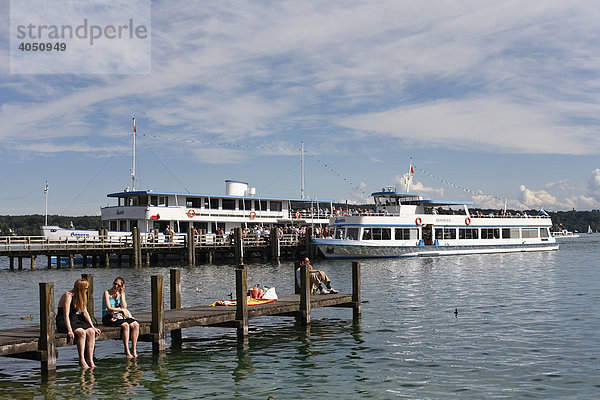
[114,277,125,285]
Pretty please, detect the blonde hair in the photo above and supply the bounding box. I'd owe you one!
[71,278,88,312]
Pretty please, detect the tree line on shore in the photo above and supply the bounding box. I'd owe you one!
[1,209,599,236]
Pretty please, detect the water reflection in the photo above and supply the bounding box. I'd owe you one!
[78,368,96,397]
[232,335,253,382]
[121,359,144,396]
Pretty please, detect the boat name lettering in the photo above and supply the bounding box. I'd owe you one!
[116,210,124,215]
[70,232,90,238]
[436,218,451,223]
[335,218,345,223]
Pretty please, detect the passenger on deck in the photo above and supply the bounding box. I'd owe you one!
[296,257,339,294]
[56,278,101,369]
[102,277,139,358]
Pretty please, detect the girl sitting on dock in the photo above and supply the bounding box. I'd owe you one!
[102,277,139,358]
[56,278,101,369]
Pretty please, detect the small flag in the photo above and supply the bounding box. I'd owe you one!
[410,165,414,174]
[44,181,48,195]
[133,118,136,133]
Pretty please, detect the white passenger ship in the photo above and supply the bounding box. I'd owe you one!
[42,180,333,240]
[312,186,559,259]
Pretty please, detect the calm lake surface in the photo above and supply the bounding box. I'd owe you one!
[1,235,599,399]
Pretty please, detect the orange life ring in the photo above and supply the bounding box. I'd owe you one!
[187,209,196,218]
[295,211,302,219]
[249,211,256,220]
[465,217,471,225]
[415,217,422,226]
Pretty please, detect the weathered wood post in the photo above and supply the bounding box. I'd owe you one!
[69,254,74,268]
[297,262,311,325]
[170,269,182,349]
[82,255,87,267]
[352,261,361,321]
[81,273,94,317]
[18,257,23,270]
[234,227,244,264]
[305,227,315,259]
[47,255,52,269]
[56,256,61,268]
[92,255,97,267]
[136,228,142,267]
[39,282,56,378]
[31,255,36,270]
[132,227,140,268]
[9,256,14,270]
[270,227,280,261]
[235,264,248,336]
[151,275,166,353]
[187,227,195,266]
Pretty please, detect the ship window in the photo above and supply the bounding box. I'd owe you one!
[335,228,345,239]
[186,198,202,208]
[270,201,282,211]
[346,228,359,240]
[242,199,253,210]
[522,228,539,238]
[540,228,549,238]
[150,196,158,206]
[434,228,444,239]
[459,228,479,239]
[371,228,391,240]
[440,228,456,239]
[222,199,236,210]
[119,220,127,231]
[481,228,500,239]
[130,220,137,229]
[158,196,168,206]
[209,198,219,209]
[362,228,372,240]
[109,221,117,231]
[138,196,148,206]
[395,228,416,240]
[502,228,520,238]
[258,200,268,211]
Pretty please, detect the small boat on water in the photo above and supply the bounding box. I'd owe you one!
[313,186,559,259]
[551,229,580,238]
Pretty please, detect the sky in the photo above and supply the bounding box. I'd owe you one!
[1,0,600,216]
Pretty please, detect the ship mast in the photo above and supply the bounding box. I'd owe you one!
[131,117,136,191]
[301,141,305,199]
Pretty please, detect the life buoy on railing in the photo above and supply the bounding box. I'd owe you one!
[295,211,302,219]
[465,217,471,225]
[415,217,422,226]
[187,209,196,218]
[249,211,256,220]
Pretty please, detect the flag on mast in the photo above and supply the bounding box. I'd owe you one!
[410,165,415,174]
[133,117,136,133]
[44,181,48,195]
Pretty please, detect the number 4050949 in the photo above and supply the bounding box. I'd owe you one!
[18,42,66,51]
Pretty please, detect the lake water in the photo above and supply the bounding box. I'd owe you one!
[1,236,599,399]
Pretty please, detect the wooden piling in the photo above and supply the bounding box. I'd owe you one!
[39,282,56,377]
[352,261,361,320]
[151,275,166,353]
[187,227,195,266]
[47,255,52,269]
[132,227,139,268]
[81,274,94,316]
[104,253,110,268]
[235,265,248,336]
[297,262,310,325]
[69,254,74,268]
[234,227,243,264]
[9,257,14,270]
[18,257,23,270]
[30,255,36,270]
[305,227,315,260]
[170,269,182,348]
[136,228,142,267]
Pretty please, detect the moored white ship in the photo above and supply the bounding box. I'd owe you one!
[313,186,559,259]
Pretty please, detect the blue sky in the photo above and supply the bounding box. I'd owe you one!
[1,0,600,216]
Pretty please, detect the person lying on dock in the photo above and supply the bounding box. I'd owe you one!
[297,257,339,294]
[56,278,101,369]
[102,277,140,358]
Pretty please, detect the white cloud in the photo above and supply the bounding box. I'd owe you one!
[587,168,600,201]
[393,174,445,197]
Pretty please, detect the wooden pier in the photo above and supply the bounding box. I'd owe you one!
[0,262,361,377]
[0,227,319,269]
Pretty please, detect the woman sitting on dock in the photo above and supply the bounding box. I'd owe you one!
[102,277,139,358]
[56,278,101,369]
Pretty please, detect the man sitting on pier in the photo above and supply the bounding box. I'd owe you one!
[296,257,339,294]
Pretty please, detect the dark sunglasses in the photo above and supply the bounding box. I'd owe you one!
[113,282,123,287]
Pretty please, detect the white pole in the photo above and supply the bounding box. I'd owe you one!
[44,180,48,226]
[131,117,136,191]
[406,157,413,193]
[301,141,305,199]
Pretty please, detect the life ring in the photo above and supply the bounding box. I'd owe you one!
[187,209,196,218]
[465,217,471,225]
[295,211,302,219]
[415,217,422,226]
[249,211,256,220]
